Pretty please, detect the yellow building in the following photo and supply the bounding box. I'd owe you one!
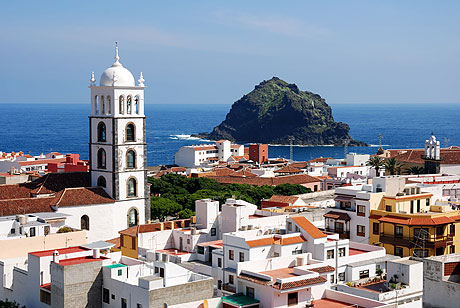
[369,197,460,257]
[119,217,195,259]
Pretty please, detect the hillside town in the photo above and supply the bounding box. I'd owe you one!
[1,47,460,308]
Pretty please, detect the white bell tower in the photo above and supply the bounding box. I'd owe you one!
[89,43,149,221]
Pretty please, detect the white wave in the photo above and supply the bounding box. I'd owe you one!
[368,144,390,147]
[169,134,211,142]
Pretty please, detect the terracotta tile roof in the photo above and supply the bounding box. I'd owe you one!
[229,169,258,178]
[268,195,299,204]
[389,148,460,165]
[29,172,91,195]
[0,196,56,215]
[55,187,113,207]
[238,273,272,285]
[308,157,331,163]
[275,235,307,245]
[206,174,320,186]
[378,215,456,226]
[273,276,327,290]
[214,167,235,176]
[246,237,274,247]
[309,265,335,273]
[290,162,309,169]
[106,237,121,249]
[323,211,351,221]
[0,184,33,200]
[291,216,326,239]
[170,167,186,172]
[275,165,303,174]
[369,214,382,220]
[230,144,242,149]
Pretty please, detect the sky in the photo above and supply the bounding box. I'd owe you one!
[1,1,460,105]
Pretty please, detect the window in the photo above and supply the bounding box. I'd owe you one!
[386,205,392,212]
[29,227,36,237]
[414,249,428,258]
[97,148,106,169]
[197,246,204,254]
[97,122,106,142]
[81,215,89,230]
[187,238,190,244]
[100,96,105,114]
[95,95,99,114]
[218,258,222,268]
[126,123,135,142]
[128,208,138,227]
[127,96,132,114]
[127,178,137,197]
[357,205,366,216]
[330,274,335,284]
[112,294,115,300]
[450,246,455,254]
[211,228,216,236]
[417,199,421,212]
[131,236,136,249]
[107,96,111,114]
[134,95,139,114]
[287,292,298,306]
[118,269,122,276]
[97,176,106,188]
[410,200,414,214]
[287,222,292,231]
[239,252,245,262]
[10,228,15,234]
[357,225,365,236]
[122,298,127,308]
[246,286,255,298]
[335,222,344,233]
[119,95,125,114]
[103,288,110,304]
[394,246,403,257]
[160,267,164,277]
[127,150,136,168]
[338,272,345,281]
[373,222,379,235]
[40,290,51,305]
[426,198,430,206]
[339,247,346,257]
[327,249,334,260]
[137,304,142,308]
[395,226,403,238]
[414,228,429,240]
[228,274,234,285]
[292,248,303,255]
[359,270,369,279]
[154,266,159,273]
[436,226,444,236]
[436,247,444,256]
[229,250,234,260]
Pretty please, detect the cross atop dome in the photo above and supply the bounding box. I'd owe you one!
[113,41,121,67]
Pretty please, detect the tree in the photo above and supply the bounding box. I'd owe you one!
[0,300,25,308]
[274,184,310,195]
[406,166,424,175]
[177,209,194,219]
[366,156,384,176]
[150,196,182,222]
[384,158,402,175]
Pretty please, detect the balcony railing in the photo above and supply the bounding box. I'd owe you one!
[222,283,236,293]
[379,233,454,249]
[325,227,350,239]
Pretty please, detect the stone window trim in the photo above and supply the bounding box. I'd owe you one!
[125,122,136,142]
[127,176,138,198]
[126,148,137,169]
[127,207,139,227]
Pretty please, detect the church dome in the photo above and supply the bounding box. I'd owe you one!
[99,44,135,87]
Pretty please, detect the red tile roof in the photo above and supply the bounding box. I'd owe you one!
[246,237,274,247]
[275,235,307,245]
[30,246,89,257]
[274,276,327,290]
[214,168,235,176]
[389,148,460,165]
[309,265,336,273]
[275,165,303,174]
[206,174,320,186]
[268,195,300,204]
[55,187,113,207]
[229,169,258,177]
[193,146,217,151]
[378,215,456,226]
[291,216,326,239]
[58,256,106,266]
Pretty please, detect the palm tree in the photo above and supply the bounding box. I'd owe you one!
[406,166,424,175]
[384,158,402,175]
[366,156,385,176]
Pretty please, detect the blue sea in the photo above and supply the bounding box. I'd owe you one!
[1,103,459,166]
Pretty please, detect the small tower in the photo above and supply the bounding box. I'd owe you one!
[423,134,441,174]
[89,43,149,221]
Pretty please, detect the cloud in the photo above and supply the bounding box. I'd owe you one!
[213,10,330,39]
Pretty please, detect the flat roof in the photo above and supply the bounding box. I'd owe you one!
[391,258,420,265]
[30,246,89,257]
[349,248,369,256]
[312,298,366,308]
[261,267,296,279]
[81,241,115,250]
[59,256,106,266]
[348,255,400,268]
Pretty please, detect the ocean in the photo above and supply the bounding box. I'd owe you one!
[1,103,459,166]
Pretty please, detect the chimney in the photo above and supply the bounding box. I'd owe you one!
[93,248,100,259]
[53,250,60,263]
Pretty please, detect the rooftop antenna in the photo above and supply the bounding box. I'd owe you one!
[289,137,294,162]
[344,140,349,158]
[378,134,383,148]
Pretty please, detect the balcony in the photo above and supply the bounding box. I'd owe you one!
[222,283,236,293]
[325,227,350,239]
[379,233,454,249]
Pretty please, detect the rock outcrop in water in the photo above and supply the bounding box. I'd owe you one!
[199,77,366,146]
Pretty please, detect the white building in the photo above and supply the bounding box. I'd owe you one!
[174,140,244,167]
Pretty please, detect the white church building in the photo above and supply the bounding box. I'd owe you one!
[0,45,148,242]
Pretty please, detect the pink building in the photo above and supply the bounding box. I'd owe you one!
[48,154,89,173]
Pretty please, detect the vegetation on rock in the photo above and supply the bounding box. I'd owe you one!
[203,77,366,146]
